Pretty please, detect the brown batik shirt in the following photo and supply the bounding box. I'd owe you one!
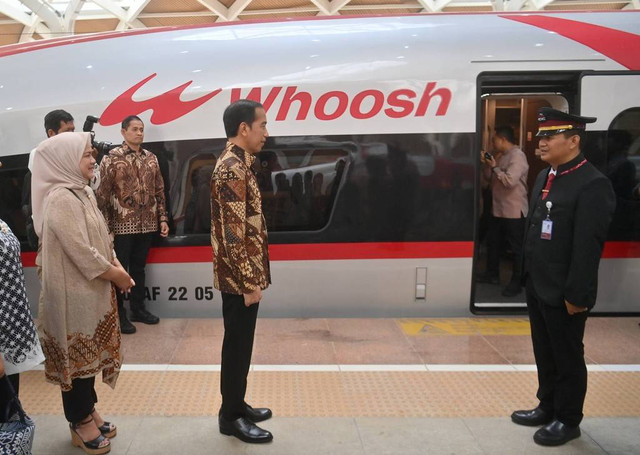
[97,143,168,235]
[210,142,271,295]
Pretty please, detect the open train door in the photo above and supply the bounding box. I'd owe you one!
[579,72,640,313]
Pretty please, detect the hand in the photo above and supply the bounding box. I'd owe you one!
[480,150,488,165]
[114,267,135,293]
[159,221,169,238]
[243,288,262,306]
[0,356,5,378]
[565,300,587,315]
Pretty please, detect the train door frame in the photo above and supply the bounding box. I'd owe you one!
[471,71,581,314]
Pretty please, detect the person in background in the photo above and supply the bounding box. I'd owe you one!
[478,126,529,297]
[97,115,169,334]
[32,132,134,454]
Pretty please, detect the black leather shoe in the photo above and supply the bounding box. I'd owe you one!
[502,281,522,297]
[219,416,273,444]
[119,312,136,334]
[244,404,272,423]
[511,407,553,426]
[476,272,499,285]
[130,308,160,325]
[534,420,581,446]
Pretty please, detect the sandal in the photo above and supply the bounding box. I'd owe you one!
[92,408,117,438]
[97,421,117,439]
[69,416,111,455]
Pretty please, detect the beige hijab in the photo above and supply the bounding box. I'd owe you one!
[31,132,92,238]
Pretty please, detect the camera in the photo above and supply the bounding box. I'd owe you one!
[484,151,493,161]
[82,115,117,162]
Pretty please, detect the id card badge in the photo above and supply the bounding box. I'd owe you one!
[541,219,553,240]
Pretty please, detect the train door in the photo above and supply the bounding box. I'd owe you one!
[472,72,579,313]
[579,72,640,313]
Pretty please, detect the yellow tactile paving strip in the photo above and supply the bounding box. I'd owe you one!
[398,318,532,336]
[20,370,640,418]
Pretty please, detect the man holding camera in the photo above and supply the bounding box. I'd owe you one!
[479,126,529,297]
[97,115,168,334]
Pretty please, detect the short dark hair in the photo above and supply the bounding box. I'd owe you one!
[223,100,263,138]
[44,109,73,134]
[121,115,143,130]
[494,126,516,144]
[561,129,586,147]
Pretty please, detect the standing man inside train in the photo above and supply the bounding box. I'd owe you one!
[478,126,529,296]
[97,115,169,334]
[210,100,273,444]
[511,108,615,446]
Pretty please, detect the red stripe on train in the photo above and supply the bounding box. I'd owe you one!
[19,241,638,267]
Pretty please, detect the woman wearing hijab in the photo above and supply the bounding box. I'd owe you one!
[31,132,134,455]
[0,217,45,395]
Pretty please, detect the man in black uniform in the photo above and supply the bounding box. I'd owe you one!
[511,108,615,446]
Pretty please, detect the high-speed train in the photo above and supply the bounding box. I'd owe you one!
[0,12,638,317]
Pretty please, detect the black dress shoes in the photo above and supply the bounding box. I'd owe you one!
[130,308,160,325]
[534,420,581,446]
[244,405,272,423]
[219,416,273,444]
[511,407,553,426]
[118,312,136,334]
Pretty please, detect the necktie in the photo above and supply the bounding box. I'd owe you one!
[541,172,555,200]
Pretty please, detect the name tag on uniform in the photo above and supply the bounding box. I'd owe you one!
[541,219,553,240]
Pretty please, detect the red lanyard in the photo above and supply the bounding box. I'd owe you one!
[559,159,587,177]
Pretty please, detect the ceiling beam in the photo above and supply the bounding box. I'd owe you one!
[20,0,64,32]
[196,0,229,20]
[92,0,146,28]
[63,0,85,32]
[227,0,253,20]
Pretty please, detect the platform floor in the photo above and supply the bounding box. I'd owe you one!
[18,317,640,454]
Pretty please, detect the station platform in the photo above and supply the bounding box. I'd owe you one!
[19,317,640,454]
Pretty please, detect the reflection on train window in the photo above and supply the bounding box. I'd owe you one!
[163,138,352,234]
[0,166,27,239]
[606,107,640,240]
[156,133,476,243]
[256,146,350,232]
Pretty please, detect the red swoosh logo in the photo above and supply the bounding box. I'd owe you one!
[100,73,222,126]
[501,15,640,70]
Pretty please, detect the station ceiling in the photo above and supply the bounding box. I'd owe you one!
[0,0,638,46]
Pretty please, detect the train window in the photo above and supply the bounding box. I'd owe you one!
[157,138,352,235]
[256,145,350,232]
[605,107,640,240]
[0,156,29,243]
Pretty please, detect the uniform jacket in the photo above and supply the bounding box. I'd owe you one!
[522,154,615,309]
[210,142,271,295]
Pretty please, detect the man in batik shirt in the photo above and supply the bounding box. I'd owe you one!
[210,100,272,444]
[97,115,168,334]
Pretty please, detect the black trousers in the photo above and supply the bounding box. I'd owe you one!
[8,374,19,397]
[526,278,588,427]
[61,376,98,424]
[114,232,154,312]
[487,215,525,282]
[220,292,259,420]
